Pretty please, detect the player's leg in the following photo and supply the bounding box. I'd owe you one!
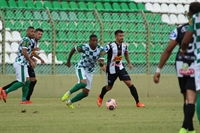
[67,72,93,108]
[0,80,18,100]
[194,64,200,123]
[26,66,37,103]
[97,72,118,107]
[119,69,145,107]
[62,68,87,102]
[1,63,25,103]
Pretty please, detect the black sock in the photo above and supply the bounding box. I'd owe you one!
[100,86,108,99]
[3,80,18,90]
[129,85,139,104]
[26,80,37,101]
[182,104,195,130]
[183,103,186,114]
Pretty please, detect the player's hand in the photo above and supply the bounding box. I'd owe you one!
[30,61,36,68]
[128,63,133,70]
[66,61,71,68]
[40,59,45,64]
[153,72,160,84]
[33,47,40,51]
[102,65,106,71]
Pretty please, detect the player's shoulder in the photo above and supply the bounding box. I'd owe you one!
[96,44,103,49]
[176,23,188,33]
[22,36,31,42]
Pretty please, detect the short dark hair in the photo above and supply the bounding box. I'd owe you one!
[35,28,43,33]
[89,34,97,39]
[114,30,124,36]
[27,26,34,30]
[189,2,200,14]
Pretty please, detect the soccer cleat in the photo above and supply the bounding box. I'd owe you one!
[62,92,70,102]
[97,94,103,107]
[20,101,29,104]
[66,103,75,109]
[136,102,145,107]
[26,100,33,104]
[0,87,2,100]
[188,130,196,133]
[179,128,187,133]
[1,90,7,103]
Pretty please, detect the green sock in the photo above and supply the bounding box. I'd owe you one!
[5,82,24,94]
[69,82,87,94]
[71,92,88,103]
[196,92,200,123]
[22,81,30,101]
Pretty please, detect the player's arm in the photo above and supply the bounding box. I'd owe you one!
[22,40,35,68]
[124,46,133,70]
[66,45,83,67]
[181,18,195,52]
[31,51,45,64]
[154,29,178,84]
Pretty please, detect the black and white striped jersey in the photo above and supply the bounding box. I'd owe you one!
[104,42,128,74]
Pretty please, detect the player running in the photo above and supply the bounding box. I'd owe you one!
[153,2,200,133]
[180,2,200,130]
[97,30,145,108]
[61,34,105,109]
[1,26,35,103]
[0,28,44,104]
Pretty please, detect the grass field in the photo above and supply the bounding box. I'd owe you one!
[0,95,199,133]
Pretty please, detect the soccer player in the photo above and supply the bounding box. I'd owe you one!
[180,2,200,129]
[97,30,145,108]
[0,28,44,104]
[61,34,105,109]
[0,28,45,104]
[1,26,35,103]
[154,2,200,133]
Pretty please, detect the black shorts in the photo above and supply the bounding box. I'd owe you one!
[27,65,36,78]
[178,77,195,94]
[106,68,131,86]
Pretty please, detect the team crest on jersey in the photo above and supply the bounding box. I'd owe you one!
[113,56,122,62]
[189,18,193,26]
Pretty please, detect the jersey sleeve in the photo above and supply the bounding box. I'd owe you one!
[169,28,178,41]
[104,44,110,53]
[188,17,195,32]
[22,38,30,49]
[75,44,84,52]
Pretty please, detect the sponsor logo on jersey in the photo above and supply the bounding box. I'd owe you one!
[179,63,194,75]
[113,56,122,62]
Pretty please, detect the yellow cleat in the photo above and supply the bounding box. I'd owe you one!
[179,128,187,133]
[66,103,75,109]
[61,92,70,102]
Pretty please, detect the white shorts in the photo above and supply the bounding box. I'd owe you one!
[76,68,93,90]
[13,62,29,82]
[194,63,200,91]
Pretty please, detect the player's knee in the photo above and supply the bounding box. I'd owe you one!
[124,80,132,87]
[30,77,36,82]
[82,88,90,95]
[80,79,87,85]
[106,85,112,90]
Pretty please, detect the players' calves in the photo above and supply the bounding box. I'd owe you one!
[30,77,36,82]
[186,90,196,104]
[80,79,87,85]
[82,88,90,95]
[123,80,133,87]
[106,85,113,90]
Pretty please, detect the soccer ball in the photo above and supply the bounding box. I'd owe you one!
[106,99,118,111]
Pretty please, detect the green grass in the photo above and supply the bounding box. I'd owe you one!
[0,96,199,133]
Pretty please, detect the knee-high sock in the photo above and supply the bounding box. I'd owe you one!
[100,86,108,99]
[70,92,88,103]
[5,82,24,94]
[69,83,87,94]
[22,81,30,101]
[3,80,18,90]
[182,104,195,130]
[196,92,200,123]
[26,80,37,100]
[129,85,139,104]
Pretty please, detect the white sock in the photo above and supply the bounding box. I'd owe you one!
[67,100,72,104]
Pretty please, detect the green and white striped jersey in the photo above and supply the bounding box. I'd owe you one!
[15,37,33,66]
[75,44,104,73]
[188,12,200,64]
